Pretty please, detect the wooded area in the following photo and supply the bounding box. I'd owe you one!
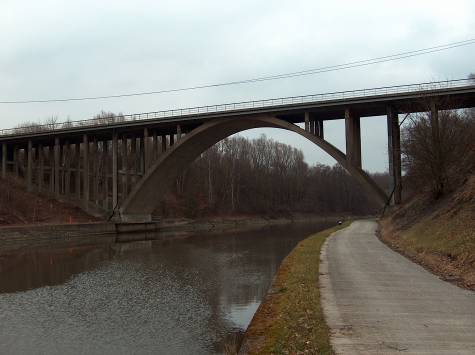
[402,95,475,199]
[158,135,389,218]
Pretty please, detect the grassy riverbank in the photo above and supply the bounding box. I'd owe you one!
[379,176,475,290]
[239,222,349,355]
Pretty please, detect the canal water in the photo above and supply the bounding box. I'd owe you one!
[0,221,334,354]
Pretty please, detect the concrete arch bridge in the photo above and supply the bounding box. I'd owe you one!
[0,79,474,222]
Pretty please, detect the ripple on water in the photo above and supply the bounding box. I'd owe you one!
[0,221,334,354]
[0,260,213,355]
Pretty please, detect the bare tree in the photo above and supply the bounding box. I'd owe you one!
[402,108,474,198]
[158,134,383,218]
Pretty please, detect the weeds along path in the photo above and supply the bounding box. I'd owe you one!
[240,222,349,354]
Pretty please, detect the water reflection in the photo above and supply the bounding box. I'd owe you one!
[0,246,113,293]
[0,220,334,354]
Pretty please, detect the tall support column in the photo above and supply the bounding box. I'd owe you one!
[54,137,60,197]
[64,142,71,197]
[387,105,402,205]
[169,134,175,146]
[177,124,182,140]
[152,131,158,161]
[345,108,361,168]
[161,135,167,153]
[13,146,19,177]
[316,120,324,139]
[121,135,129,198]
[75,143,81,199]
[139,135,145,175]
[60,144,64,194]
[48,147,54,193]
[304,112,310,132]
[2,143,7,179]
[309,119,315,135]
[92,139,99,204]
[27,140,33,192]
[143,128,149,170]
[130,135,137,186]
[37,144,44,192]
[83,134,89,208]
[112,131,118,210]
[103,140,109,210]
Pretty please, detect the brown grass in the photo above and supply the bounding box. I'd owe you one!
[240,223,349,355]
[379,176,475,290]
[0,174,96,226]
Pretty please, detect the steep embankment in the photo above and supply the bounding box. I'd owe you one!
[380,176,475,290]
[0,176,96,226]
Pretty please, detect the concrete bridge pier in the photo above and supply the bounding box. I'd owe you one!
[27,140,33,192]
[54,137,60,197]
[112,131,119,210]
[1,143,6,179]
[83,134,90,209]
[161,135,167,153]
[13,146,19,177]
[92,139,99,204]
[47,147,53,193]
[315,119,324,139]
[305,112,310,131]
[345,108,362,168]
[152,131,158,161]
[64,141,71,197]
[304,112,324,138]
[37,144,44,192]
[103,139,110,210]
[75,143,81,200]
[387,105,402,205]
[120,135,128,199]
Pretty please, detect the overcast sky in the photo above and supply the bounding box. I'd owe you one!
[1,0,474,172]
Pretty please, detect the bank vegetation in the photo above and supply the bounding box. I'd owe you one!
[380,74,475,289]
[239,223,349,354]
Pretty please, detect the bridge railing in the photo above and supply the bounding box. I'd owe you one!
[1,78,474,137]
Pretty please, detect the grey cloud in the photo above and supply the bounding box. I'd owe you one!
[1,0,474,172]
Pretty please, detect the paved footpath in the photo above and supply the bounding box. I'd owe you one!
[320,220,475,355]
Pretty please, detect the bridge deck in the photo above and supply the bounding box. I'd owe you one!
[1,79,475,145]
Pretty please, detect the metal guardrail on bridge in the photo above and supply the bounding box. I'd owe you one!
[1,78,474,137]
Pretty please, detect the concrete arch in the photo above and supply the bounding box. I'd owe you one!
[119,115,388,221]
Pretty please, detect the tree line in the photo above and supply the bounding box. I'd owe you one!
[157,135,389,218]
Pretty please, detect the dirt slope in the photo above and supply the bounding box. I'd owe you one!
[0,175,96,226]
[380,175,475,290]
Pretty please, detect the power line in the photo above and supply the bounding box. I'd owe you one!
[2,38,475,104]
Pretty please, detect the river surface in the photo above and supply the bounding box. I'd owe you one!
[0,221,334,354]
